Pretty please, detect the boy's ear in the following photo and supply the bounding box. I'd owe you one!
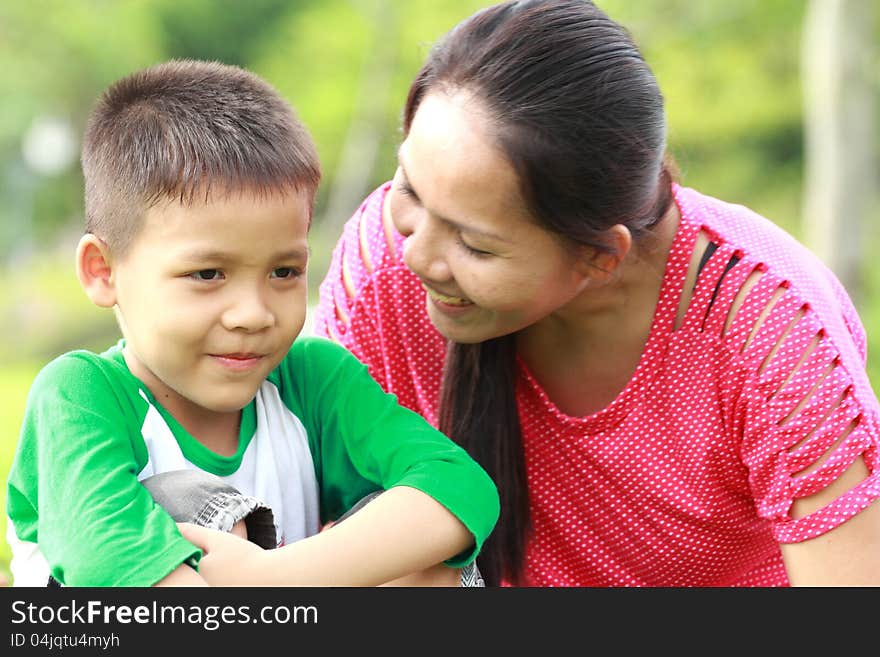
[573,224,632,287]
[76,234,117,308]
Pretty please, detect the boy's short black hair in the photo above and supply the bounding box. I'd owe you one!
[81,59,321,255]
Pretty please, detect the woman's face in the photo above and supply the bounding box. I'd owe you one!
[390,90,590,344]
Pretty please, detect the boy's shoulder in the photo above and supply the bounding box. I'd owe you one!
[29,343,132,398]
[278,335,359,370]
[267,336,370,396]
[288,334,350,357]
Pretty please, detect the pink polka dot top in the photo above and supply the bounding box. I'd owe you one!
[314,181,880,586]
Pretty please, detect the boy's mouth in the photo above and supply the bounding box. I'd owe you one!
[211,353,265,371]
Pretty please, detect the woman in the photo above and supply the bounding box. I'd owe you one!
[314,0,880,586]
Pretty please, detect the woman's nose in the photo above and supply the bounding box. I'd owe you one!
[402,222,451,282]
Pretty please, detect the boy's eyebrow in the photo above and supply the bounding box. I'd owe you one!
[396,158,512,244]
[178,246,311,262]
[276,247,311,260]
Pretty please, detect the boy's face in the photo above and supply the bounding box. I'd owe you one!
[110,188,311,422]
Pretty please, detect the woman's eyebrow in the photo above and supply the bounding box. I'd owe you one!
[397,160,513,244]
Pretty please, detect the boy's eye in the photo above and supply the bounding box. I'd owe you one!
[271,267,301,280]
[189,269,223,281]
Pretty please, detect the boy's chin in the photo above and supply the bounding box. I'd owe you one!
[196,386,264,414]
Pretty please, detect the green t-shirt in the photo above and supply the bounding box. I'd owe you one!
[6,336,499,586]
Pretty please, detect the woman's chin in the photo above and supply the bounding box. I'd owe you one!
[426,303,505,345]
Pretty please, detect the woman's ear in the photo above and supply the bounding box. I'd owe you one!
[574,224,632,285]
[76,234,117,308]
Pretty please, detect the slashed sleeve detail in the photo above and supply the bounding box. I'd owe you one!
[719,265,880,542]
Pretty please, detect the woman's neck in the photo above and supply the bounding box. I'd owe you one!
[524,201,678,349]
[516,201,680,416]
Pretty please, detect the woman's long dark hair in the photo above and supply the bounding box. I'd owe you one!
[405,0,675,585]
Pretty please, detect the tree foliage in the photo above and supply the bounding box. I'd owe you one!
[1,0,876,368]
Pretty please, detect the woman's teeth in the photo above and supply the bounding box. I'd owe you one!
[423,284,472,306]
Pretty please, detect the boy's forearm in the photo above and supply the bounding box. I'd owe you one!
[247,486,473,586]
[153,563,209,587]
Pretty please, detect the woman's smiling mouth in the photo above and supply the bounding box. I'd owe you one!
[421,282,473,307]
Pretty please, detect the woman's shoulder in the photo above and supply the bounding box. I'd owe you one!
[672,184,868,372]
[314,181,418,344]
[331,180,407,287]
[673,184,855,312]
[674,185,812,263]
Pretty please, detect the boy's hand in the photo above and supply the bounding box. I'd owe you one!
[177,522,265,586]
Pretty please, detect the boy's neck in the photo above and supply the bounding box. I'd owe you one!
[121,346,243,457]
[171,405,243,458]
[150,383,243,455]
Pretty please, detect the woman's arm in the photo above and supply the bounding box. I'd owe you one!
[780,459,880,585]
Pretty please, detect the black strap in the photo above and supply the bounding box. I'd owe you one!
[695,241,741,321]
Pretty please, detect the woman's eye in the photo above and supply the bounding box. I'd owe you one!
[189,269,223,281]
[395,181,417,201]
[458,238,492,258]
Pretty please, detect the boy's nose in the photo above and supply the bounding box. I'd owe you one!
[221,293,275,332]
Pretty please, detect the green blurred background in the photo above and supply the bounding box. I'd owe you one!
[1,0,878,584]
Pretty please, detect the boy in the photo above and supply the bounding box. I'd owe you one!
[5,59,498,586]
